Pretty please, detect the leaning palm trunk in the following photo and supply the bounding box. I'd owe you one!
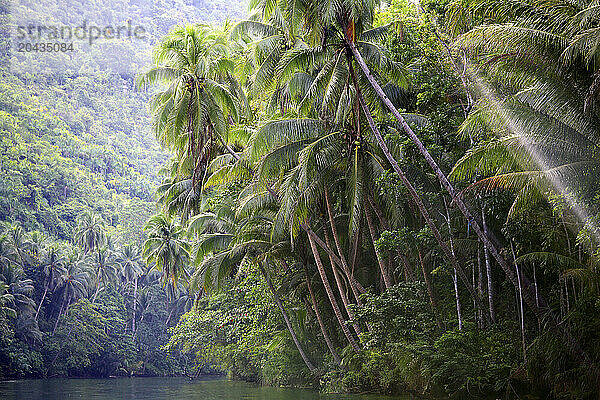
[481,208,496,323]
[346,38,599,377]
[348,59,486,316]
[303,264,342,365]
[35,283,48,321]
[307,233,361,351]
[132,277,138,335]
[257,262,316,372]
[365,202,392,290]
[324,187,363,306]
[52,294,66,335]
[323,225,362,336]
[444,198,463,330]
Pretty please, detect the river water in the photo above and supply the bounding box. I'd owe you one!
[0,377,411,399]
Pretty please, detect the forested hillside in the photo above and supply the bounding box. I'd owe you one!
[2,0,600,397]
[0,0,246,379]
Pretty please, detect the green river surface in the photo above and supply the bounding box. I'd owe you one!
[0,377,412,399]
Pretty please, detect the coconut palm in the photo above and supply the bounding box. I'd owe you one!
[117,244,144,332]
[35,245,67,320]
[187,199,316,371]
[143,214,190,287]
[0,263,36,317]
[443,0,600,374]
[52,256,89,334]
[87,247,118,303]
[1,223,33,268]
[137,24,245,214]
[75,211,106,254]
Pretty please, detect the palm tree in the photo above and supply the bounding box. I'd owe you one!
[88,247,118,303]
[1,223,33,268]
[444,0,600,373]
[117,244,144,333]
[137,24,244,212]
[52,256,89,334]
[75,211,106,254]
[187,201,316,372]
[35,245,67,320]
[0,263,37,317]
[0,281,16,318]
[143,214,190,287]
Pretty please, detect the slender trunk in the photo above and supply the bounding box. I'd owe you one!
[511,243,526,362]
[132,277,138,335]
[368,193,410,284]
[418,247,442,330]
[303,264,341,365]
[303,224,365,294]
[347,58,485,315]
[52,294,66,335]
[348,222,364,295]
[444,198,463,330]
[481,209,496,323]
[307,232,361,351]
[35,284,48,321]
[477,243,485,328]
[351,40,599,379]
[365,202,392,290]
[258,262,316,371]
[324,225,362,336]
[92,264,102,303]
[324,187,363,306]
[165,308,174,328]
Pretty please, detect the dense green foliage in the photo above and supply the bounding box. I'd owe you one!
[3,0,600,398]
[146,0,600,398]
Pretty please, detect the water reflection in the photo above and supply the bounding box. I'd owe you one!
[0,377,411,400]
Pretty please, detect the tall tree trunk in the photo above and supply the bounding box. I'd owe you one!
[366,193,397,284]
[324,225,362,336]
[444,198,463,330]
[132,277,138,335]
[302,224,365,295]
[258,262,316,372]
[511,243,526,362]
[35,283,48,321]
[477,243,485,328]
[303,263,341,365]
[418,247,442,330]
[347,59,485,315]
[52,294,66,335]
[347,38,598,378]
[307,232,361,351]
[481,209,496,323]
[365,202,392,290]
[324,187,363,306]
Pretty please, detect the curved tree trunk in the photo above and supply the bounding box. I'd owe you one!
[444,198,463,330]
[347,58,486,316]
[347,38,599,378]
[132,277,138,335]
[35,284,48,321]
[481,208,496,323]
[303,263,341,365]
[307,232,361,351]
[365,202,392,290]
[324,187,363,306]
[258,262,316,372]
[323,224,362,337]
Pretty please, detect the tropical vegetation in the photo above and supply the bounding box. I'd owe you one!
[2,0,600,398]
